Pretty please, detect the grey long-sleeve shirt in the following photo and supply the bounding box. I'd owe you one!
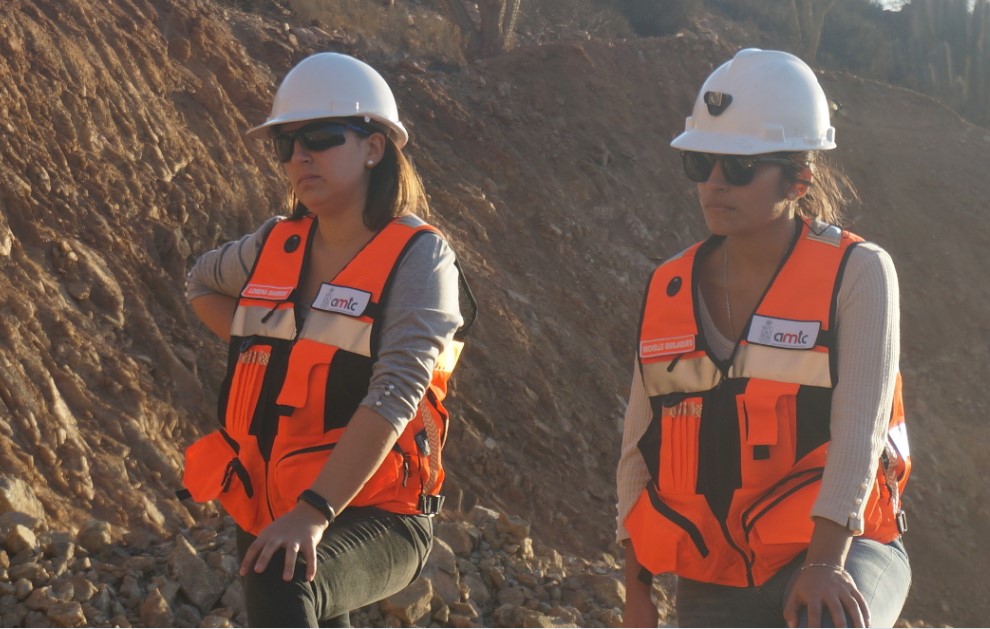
[185,216,463,435]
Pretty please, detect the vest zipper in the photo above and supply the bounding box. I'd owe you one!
[281,443,338,459]
[716,518,755,587]
[264,460,275,523]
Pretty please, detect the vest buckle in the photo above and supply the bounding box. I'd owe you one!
[418,494,445,515]
[896,510,908,534]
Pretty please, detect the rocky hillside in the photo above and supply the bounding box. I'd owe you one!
[0,0,987,626]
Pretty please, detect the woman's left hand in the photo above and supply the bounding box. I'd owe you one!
[783,564,870,628]
[239,504,330,582]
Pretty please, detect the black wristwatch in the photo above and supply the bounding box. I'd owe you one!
[297,489,336,525]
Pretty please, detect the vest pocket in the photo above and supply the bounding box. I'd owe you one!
[626,488,737,583]
[275,339,376,437]
[224,342,273,436]
[741,468,821,575]
[659,396,703,494]
[737,380,801,488]
[268,433,406,519]
[274,339,338,437]
[181,429,263,533]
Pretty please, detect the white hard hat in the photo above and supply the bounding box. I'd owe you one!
[247,52,409,148]
[671,48,836,155]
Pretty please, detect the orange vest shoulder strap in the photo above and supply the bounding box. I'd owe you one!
[333,216,441,303]
[755,221,862,327]
[639,243,703,362]
[240,217,315,304]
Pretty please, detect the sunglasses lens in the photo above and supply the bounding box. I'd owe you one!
[719,156,758,186]
[682,152,716,183]
[300,127,347,152]
[272,123,350,162]
[681,153,761,186]
[273,136,294,162]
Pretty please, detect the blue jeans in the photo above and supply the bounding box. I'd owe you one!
[675,537,911,627]
[236,506,433,627]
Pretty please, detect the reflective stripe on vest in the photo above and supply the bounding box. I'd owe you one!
[181,215,460,535]
[626,220,910,588]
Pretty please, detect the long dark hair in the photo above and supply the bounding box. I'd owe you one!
[782,151,859,226]
[288,120,430,230]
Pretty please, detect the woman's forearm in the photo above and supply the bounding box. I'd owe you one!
[190,293,238,341]
[306,405,400,515]
[623,541,659,627]
[804,516,854,567]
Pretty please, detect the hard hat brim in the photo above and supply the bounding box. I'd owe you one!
[671,128,837,155]
[246,112,409,149]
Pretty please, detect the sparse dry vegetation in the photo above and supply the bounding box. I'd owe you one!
[288,0,467,64]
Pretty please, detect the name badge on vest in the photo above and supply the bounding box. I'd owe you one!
[241,283,294,301]
[311,283,371,317]
[747,315,820,350]
[640,335,696,358]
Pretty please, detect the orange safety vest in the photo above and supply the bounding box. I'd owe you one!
[625,220,910,587]
[180,215,465,536]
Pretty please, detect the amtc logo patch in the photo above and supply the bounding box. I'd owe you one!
[312,283,371,317]
[748,315,820,350]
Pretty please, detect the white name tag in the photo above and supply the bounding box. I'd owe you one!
[748,315,820,350]
[640,335,696,358]
[241,283,294,301]
[311,283,371,317]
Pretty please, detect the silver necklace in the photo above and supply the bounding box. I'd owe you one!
[723,244,735,340]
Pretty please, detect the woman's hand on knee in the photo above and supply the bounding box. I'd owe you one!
[783,564,870,628]
[239,506,331,582]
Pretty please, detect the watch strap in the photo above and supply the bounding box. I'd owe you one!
[297,489,336,525]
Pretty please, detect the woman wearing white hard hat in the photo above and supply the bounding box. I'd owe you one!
[180,52,475,626]
[617,49,911,627]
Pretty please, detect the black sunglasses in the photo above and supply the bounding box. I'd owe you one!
[681,151,797,186]
[272,121,372,163]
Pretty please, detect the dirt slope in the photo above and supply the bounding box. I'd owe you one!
[0,0,987,625]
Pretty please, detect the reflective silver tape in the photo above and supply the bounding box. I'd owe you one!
[230,305,297,340]
[731,344,832,387]
[299,311,373,357]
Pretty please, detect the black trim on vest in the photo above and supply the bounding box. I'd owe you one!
[638,399,664,487]
[646,484,710,559]
[370,228,434,361]
[248,339,294,463]
[794,385,832,463]
[828,241,860,388]
[454,260,478,341]
[696,379,746,522]
[217,340,240,429]
[323,350,374,431]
